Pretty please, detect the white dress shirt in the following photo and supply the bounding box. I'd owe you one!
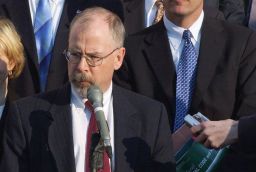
[145,0,158,27]
[71,83,115,172]
[163,11,204,70]
[28,0,65,41]
[0,104,5,119]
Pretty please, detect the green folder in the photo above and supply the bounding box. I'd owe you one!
[176,139,228,172]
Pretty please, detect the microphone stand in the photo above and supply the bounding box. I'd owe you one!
[87,85,113,172]
[90,133,113,172]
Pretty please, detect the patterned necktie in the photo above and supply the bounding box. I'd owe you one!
[34,0,53,92]
[249,0,256,30]
[85,101,110,172]
[153,0,164,24]
[174,30,198,131]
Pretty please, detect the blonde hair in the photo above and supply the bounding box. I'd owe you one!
[70,7,125,47]
[0,17,25,79]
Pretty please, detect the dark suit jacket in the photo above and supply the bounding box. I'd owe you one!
[114,16,256,171]
[204,0,245,24]
[0,84,175,172]
[0,0,87,101]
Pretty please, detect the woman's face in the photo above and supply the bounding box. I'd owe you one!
[0,52,14,83]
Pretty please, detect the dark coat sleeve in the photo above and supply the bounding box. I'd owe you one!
[238,115,256,152]
[0,102,29,172]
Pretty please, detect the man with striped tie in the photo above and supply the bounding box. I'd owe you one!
[0,0,87,101]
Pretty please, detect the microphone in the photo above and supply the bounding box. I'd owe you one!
[87,85,112,158]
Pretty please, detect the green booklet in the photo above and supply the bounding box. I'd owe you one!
[175,139,228,172]
[172,113,229,172]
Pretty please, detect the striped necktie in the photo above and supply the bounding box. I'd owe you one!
[174,30,198,131]
[34,0,53,92]
[153,0,164,24]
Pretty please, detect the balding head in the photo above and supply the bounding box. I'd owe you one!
[70,7,125,48]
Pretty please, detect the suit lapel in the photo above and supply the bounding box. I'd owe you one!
[142,22,176,109]
[191,17,225,113]
[112,85,141,172]
[50,0,69,67]
[2,0,38,69]
[122,0,144,34]
[47,84,76,172]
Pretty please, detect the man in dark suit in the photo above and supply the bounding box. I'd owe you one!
[114,0,256,171]
[0,0,87,101]
[0,7,175,172]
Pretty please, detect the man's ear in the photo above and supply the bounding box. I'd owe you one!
[114,47,125,70]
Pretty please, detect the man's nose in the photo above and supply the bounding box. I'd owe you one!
[76,57,90,71]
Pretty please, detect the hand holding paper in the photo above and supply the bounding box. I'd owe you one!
[191,118,239,149]
[174,113,229,172]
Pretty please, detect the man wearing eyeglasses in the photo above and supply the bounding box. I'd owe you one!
[0,6,175,172]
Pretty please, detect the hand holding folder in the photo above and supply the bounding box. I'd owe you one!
[172,113,228,172]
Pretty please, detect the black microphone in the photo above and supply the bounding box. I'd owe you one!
[87,85,112,158]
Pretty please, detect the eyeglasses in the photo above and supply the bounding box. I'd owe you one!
[63,48,120,67]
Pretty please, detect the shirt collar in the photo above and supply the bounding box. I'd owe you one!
[163,10,204,43]
[71,82,113,109]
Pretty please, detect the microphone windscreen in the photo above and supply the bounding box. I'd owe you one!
[87,85,103,108]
